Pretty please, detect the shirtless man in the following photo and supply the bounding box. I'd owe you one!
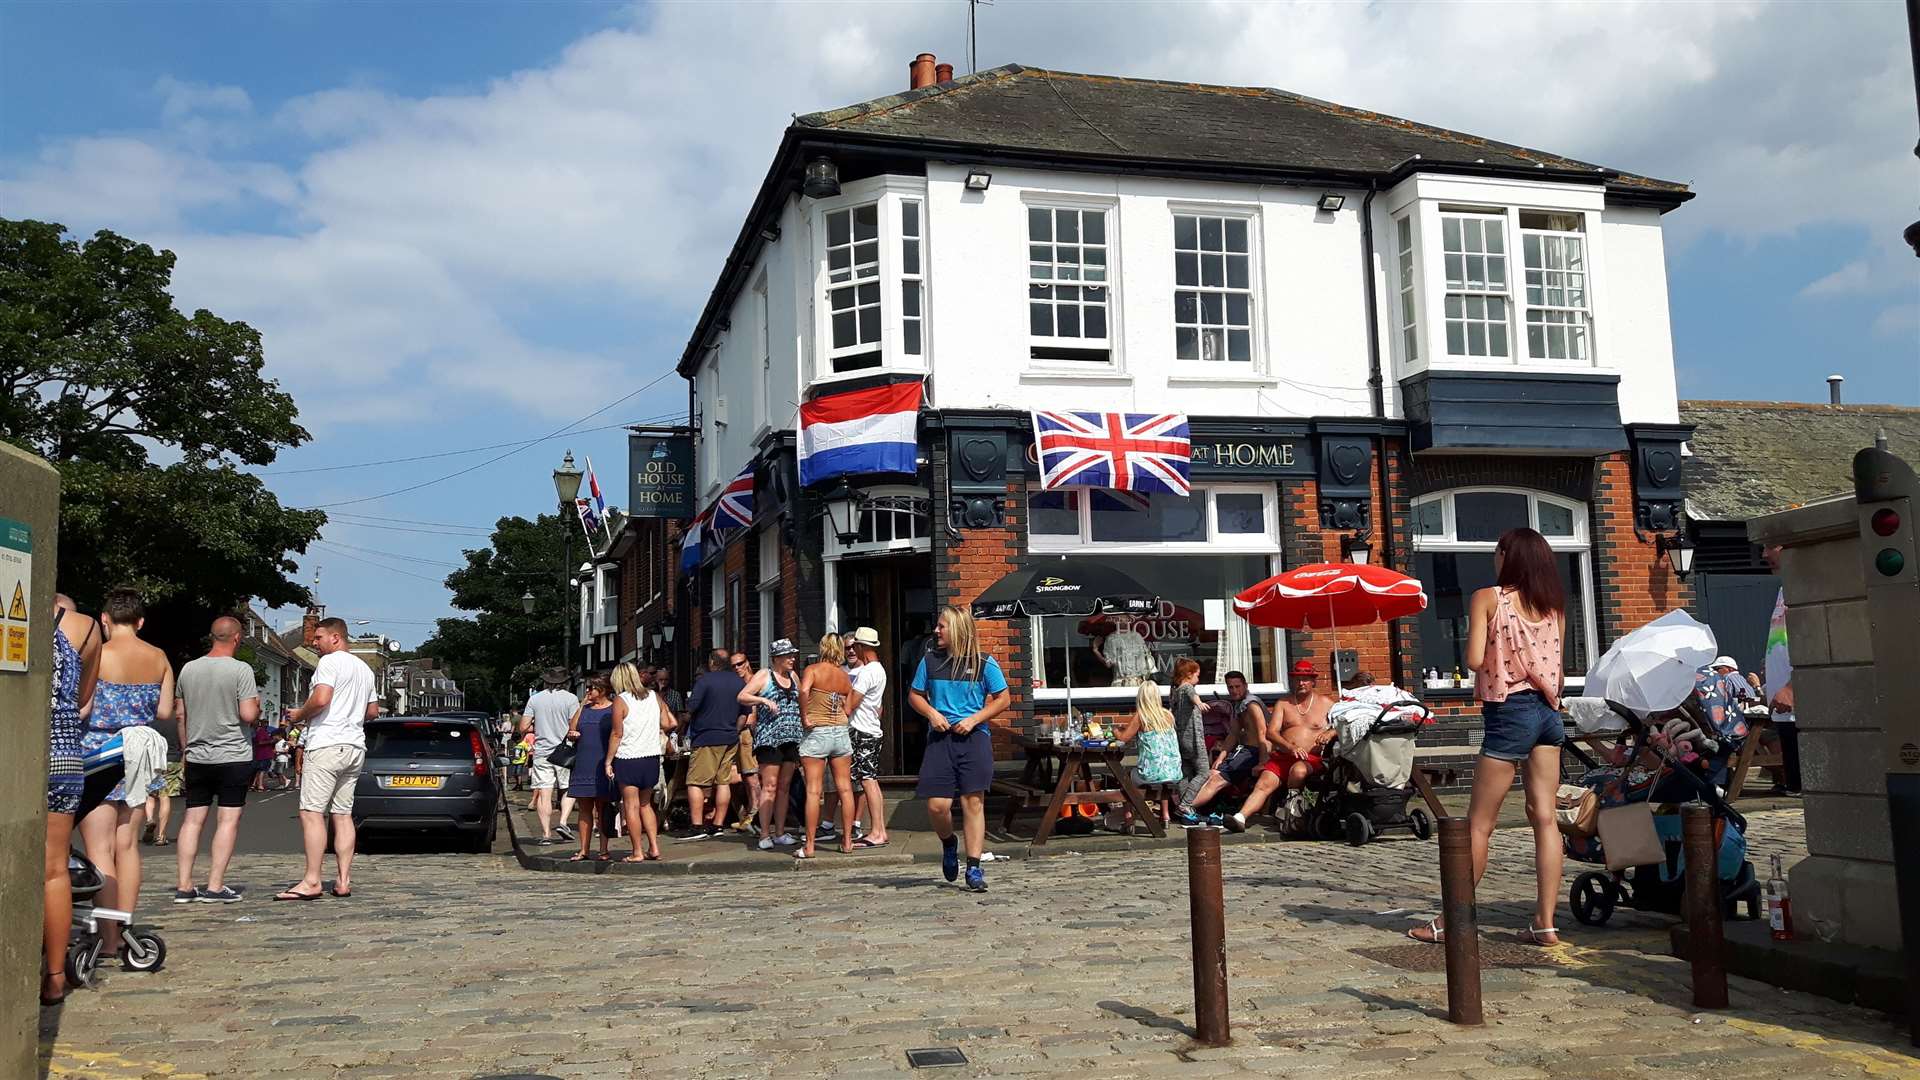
[1225,660,1334,832]
[1177,671,1269,824]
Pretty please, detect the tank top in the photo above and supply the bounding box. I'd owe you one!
[753,670,803,748]
[1478,587,1563,709]
[805,688,848,728]
[614,691,663,759]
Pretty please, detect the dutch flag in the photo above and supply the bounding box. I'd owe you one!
[798,381,924,487]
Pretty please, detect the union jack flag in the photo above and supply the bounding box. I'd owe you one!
[710,463,755,531]
[1032,411,1192,496]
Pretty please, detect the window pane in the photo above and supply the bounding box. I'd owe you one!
[857,306,880,343]
[1227,330,1251,362]
[1199,217,1223,250]
[1084,305,1108,340]
[904,321,921,355]
[1414,499,1444,537]
[1175,292,1198,323]
[827,210,850,247]
[1537,500,1575,536]
[1089,490,1206,543]
[1028,489,1080,535]
[1225,293,1250,326]
[1200,328,1224,361]
[1202,254,1223,287]
[857,282,879,305]
[830,286,854,312]
[1029,207,1051,242]
[901,282,920,316]
[1174,215,1197,249]
[1201,292,1223,324]
[1176,327,1198,360]
[1225,254,1249,289]
[1414,551,1493,678]
[1030,302,1052,337]
[902,201,919,235]
[1466,322,1486,355]
[1485,221,1505,254]
[1489,322,1508,357]
[1442,216,1462,252]
[1057,305,1080,337]
[1085,212,1106,244]
[1224,218,1248,253]
[832,311,856,348]
[1445,322,1465,354]
[1176,253,1198,287]
[1216,492,1265,534]
[1453,492,1530,542]
[854,241,878,272]
[903,239,920,275]
[1035,554,1277,688]
[1056,210,1079,243]
[853,204,878,239]
[1445,254,1465,288]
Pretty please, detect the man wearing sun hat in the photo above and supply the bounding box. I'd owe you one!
[845,627,891,848]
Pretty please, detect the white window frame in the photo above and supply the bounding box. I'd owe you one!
[756,528,781,667]
[1409,486,1598,680]
[807,176,929,387]
[752,272,771,437]
[1438,206,1513,360]
[1169,203,1262,369]
[1394,213,1419,367]
[1024,195,1120,368]
[708,570,726,654]
[900,198,925,361]
[1027,483,1278,556]
[1518,210,1593,363]
[593,564,617,636]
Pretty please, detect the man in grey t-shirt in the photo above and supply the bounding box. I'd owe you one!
[522,668,581,844]
[171,616,263,903]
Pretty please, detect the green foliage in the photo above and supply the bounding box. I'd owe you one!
[0,218,321,663]
[419,513,571,714]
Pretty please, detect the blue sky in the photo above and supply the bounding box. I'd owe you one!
[3,0,1915,643]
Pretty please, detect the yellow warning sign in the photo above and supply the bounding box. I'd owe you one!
[0,517,32,675]
[7,581,24,620]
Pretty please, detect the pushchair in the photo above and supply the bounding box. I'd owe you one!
[65,847,166,988]
[1557,696,1763,927]
[1303,696,1435,846]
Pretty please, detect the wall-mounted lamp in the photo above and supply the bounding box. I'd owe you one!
[802,156,841,199]
[760,224,781,243]
[824,485,868,545]
[1655,532,1696,581]
[650,629,663,651]
[964,168,993,192]
[1317,193,1346,213]
[661,623,675,643]
[1340,529,1374,565]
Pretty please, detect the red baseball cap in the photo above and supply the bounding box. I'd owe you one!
[1291,659,1319,678]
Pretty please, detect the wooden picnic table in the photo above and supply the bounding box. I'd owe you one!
[1001,733,1166,846]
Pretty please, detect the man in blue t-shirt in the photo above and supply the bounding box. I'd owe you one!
[683,649,747,839]
[910,607,1010,892]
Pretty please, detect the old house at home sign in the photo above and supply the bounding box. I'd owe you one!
[628,431,694,519]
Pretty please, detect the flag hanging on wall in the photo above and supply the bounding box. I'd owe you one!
[710,463,755,531]
[1032,411,1192,495]
[798,381,923,487]
[678,509,709,573]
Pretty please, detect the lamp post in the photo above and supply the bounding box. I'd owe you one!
[553,451,584,673]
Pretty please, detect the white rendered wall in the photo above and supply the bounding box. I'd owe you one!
[1599,206,1682,425]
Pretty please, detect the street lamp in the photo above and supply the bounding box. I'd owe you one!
[553,451,584,672]
[520,589,535,615]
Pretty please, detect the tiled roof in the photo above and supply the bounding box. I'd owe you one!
[1680,400,1920,522]
[797,65,1689,197]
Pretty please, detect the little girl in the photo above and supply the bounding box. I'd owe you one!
[1115,677,1183,827]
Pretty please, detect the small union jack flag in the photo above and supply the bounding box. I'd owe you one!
[1032,411,1192,496]
[710,463,755,531]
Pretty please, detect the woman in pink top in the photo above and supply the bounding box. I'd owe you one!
[1412,527,1566,947]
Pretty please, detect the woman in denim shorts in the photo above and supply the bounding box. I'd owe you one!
[796,634,857,859]
[1411,527,1566,947]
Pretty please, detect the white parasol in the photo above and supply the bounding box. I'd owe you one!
[1584,609,1718,714]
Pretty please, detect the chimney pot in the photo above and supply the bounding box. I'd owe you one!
[935,62,954,84]
[1827,373,1844,405]
[910,52,937,91]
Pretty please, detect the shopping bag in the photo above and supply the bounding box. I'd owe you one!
[1596,802,1663,870]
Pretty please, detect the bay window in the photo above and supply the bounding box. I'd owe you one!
[1026,485,1282,694]
[1410,488,1596,680]
[1173,211,1256,364]
[811,178,928,380]
[1028,204,1113,363]
[1440,208,1511,359]
[1395,214,1418,364]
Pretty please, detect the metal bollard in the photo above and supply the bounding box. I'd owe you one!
[1187,825,1231,1046]
[1436,816,1484,1025]
[1682,802,1729,1009]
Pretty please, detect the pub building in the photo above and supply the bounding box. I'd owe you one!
[668,56,1697,785]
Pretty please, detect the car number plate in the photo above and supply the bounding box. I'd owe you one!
[384,775,444,789]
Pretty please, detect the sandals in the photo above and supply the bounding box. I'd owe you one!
[1407,919,1445,944]
[851,837,889,850]
[273,889,323,901]
[1522,924,1561,946]
[793,849,816,860]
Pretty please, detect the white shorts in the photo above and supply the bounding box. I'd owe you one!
[299,745,366,815]
[529,758,572,792]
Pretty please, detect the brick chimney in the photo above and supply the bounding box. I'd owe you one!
[301,606,320,648]
[935,62,954,84]
[909,52,937,91]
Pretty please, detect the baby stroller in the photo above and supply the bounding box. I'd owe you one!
[65,847,166,988]
[1558,696,1763,927]
[1304,694,1435,846]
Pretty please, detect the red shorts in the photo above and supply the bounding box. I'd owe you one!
[1263,750,1323,780]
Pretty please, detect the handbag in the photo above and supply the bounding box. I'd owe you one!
[1553,783,1600,838]
[545,739,578,769]
[1596,802,1663,871]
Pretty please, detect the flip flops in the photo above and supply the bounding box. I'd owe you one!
[273,889,323,902]
[850,837,889,850]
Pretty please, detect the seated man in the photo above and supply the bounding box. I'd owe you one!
[1225,663,1335,832]
[1176,671,1268,824]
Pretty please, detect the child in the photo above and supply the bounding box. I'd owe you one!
[1115,677,1183,828]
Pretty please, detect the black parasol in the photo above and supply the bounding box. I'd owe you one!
[970,558,1158,620]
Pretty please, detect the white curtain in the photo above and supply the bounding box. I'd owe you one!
[1221,597,1253,679]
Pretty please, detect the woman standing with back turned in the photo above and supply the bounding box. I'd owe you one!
[796,634,857,859]
[1411,527,1566,946]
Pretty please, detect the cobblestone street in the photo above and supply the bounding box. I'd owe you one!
[40,809,1919,1079]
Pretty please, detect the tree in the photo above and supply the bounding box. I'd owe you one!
[0,218,322,661]
[418,513,571,714]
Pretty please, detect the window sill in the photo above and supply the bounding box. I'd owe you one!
[1165,372,1280,388]
[1019,368,1134,385]
[808,367,925,393]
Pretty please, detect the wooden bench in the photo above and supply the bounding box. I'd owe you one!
[1726,726,1783,801]
[992,779,1051,831]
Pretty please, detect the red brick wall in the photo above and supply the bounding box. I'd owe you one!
[1590,452,1692,642]
[1280,438,1402,686]
[931,455,1028,758]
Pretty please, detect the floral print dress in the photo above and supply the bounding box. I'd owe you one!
[82,680,161,803]
[752,671,803,750]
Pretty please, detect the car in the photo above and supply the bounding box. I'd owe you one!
[351,716,500,853]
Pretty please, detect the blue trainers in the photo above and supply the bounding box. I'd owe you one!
[1205,812,1225,828]
[1173,810,1203,827]
[940,836,959,882]
[964,865,987,892]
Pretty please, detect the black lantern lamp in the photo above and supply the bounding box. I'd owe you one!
[824,485,866,546]
[1656,532,1696,581]
[1340,529,1374,565]
[802,156,841,199]
[520,589,535,615]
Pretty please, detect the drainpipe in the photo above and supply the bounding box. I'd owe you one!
[1358,180,1406,688]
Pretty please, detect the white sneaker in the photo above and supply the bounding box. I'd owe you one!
[757,836,776,851]
[772,832,797,847]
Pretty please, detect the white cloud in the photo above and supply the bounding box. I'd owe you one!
[1801,260,1873,298]
[1871,303,1918,340]
[3,0,1914,430]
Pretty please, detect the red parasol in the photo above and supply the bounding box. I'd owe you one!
[1233,562,1428,630]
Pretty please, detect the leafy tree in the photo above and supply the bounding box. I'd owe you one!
[418,513,572,714]
[0,218,322,661]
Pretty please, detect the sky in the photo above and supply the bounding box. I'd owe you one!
[3,0,1916,644]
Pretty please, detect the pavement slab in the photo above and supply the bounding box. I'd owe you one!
[37,807,1920,1079]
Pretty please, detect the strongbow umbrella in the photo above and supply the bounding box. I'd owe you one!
[1232,563,1428,629]
[971,559,1159,718]
[1584,609,1718,715]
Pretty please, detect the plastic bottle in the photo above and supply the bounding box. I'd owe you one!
[1766,853,1794,940]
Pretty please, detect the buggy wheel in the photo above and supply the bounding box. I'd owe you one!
[66,936,102,989]
[1571,872,1616,926]
[1409,809,1433,841]
[1344,813,1372,847]
[120,930,166,972]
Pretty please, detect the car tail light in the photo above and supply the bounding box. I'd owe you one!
[470,730,489,777]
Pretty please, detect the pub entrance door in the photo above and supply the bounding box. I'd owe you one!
[833,553,935,775]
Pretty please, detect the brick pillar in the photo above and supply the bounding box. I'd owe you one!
[930,442,1029,755]
[1591,451,1693,646]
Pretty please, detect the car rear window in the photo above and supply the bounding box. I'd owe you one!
[366,723,473,760]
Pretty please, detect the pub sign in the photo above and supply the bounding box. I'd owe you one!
[628,431,694,519]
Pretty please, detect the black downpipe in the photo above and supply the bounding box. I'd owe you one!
[1358,182,1406,688]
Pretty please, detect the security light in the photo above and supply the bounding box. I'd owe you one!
[964,168,992,191]
[1317,193,1345,213]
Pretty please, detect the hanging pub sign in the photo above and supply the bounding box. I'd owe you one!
[628,430,694,519]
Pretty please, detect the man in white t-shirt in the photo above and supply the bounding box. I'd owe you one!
[276,617,378,901]
[846,627,890,847]
[522,667,581,844]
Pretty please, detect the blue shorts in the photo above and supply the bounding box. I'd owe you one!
[915,726,994,800]
[1479,691,1564,762]
[613,755,661,792]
